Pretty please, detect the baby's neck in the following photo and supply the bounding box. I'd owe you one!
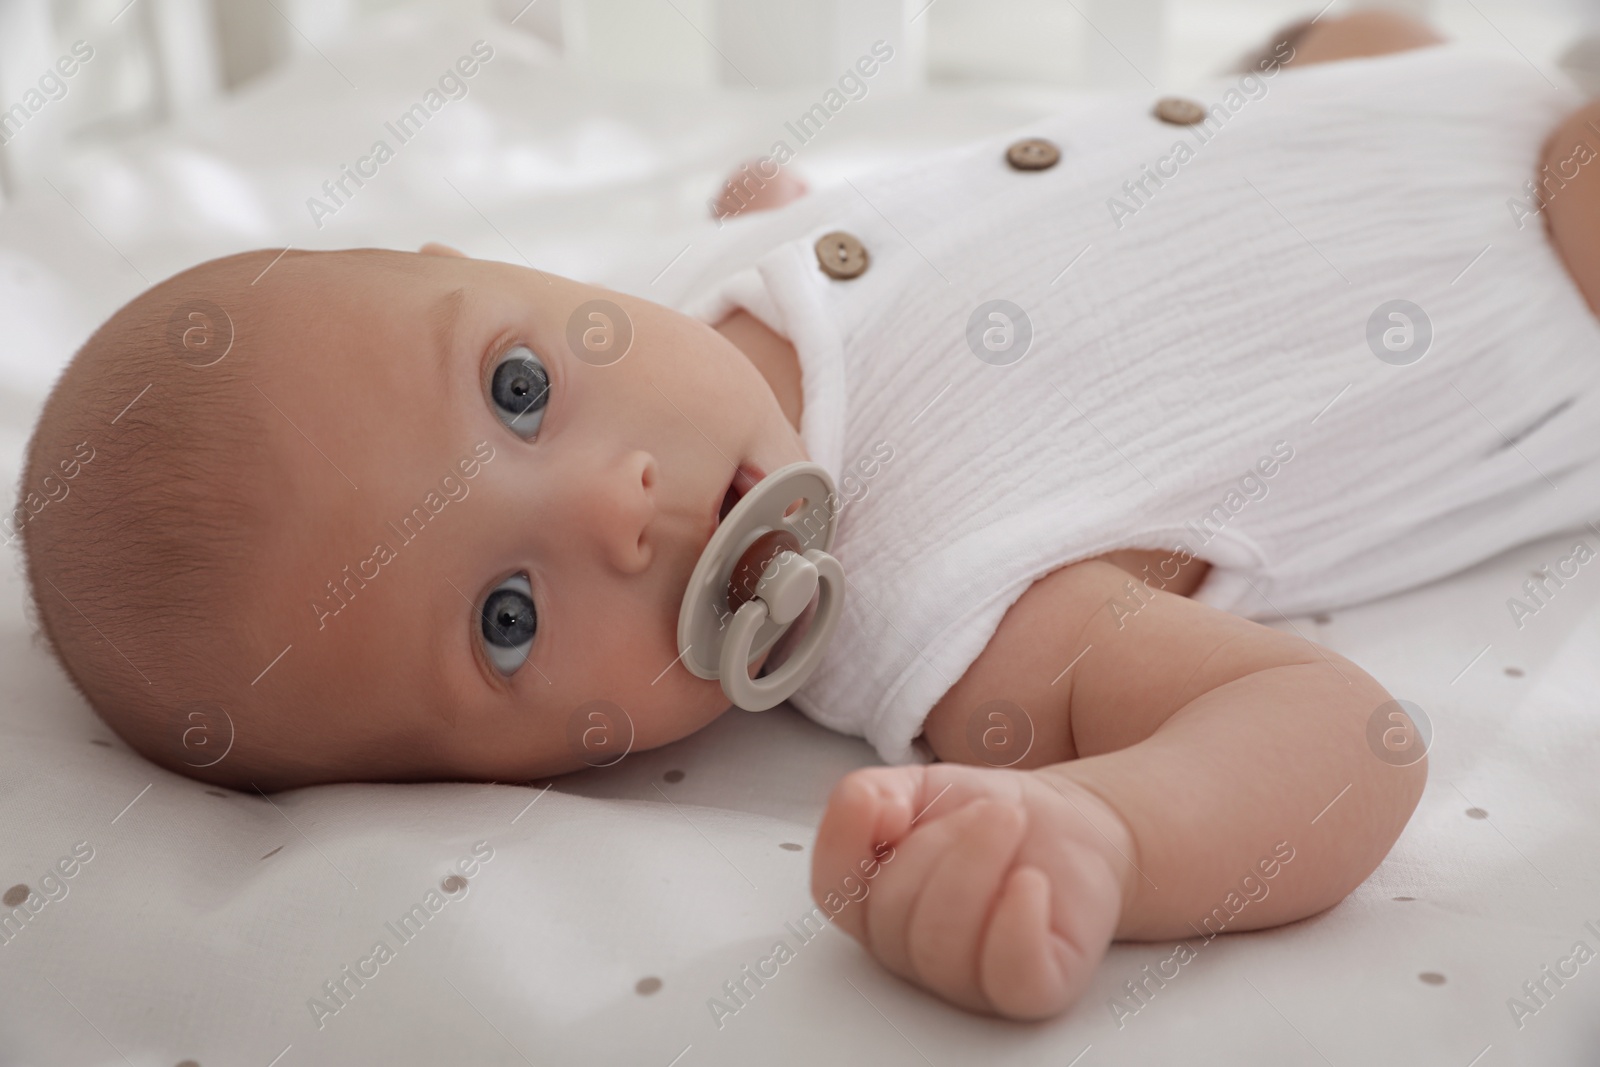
[713,309,804,433]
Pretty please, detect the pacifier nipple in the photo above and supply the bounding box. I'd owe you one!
[676,463,846,711]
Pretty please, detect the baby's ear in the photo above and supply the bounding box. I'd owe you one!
[419,242,467,258]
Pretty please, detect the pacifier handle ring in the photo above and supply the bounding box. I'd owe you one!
[720,549,845,711]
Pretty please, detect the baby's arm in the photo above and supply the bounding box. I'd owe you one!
[814,559,1426,1016]
[966,559,1423,939]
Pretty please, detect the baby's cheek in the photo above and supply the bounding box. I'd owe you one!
[653,672,737,747]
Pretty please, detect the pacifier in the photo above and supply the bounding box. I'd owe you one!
[677,462,846,711]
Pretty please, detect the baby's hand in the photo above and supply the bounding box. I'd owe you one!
[812,764,1133,1019]
[711,159,808,221]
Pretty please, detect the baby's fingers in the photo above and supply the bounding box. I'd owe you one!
[811,768,920,943]
[904,799,1028,1010]
[863,796,1009,984]
[979,865,1076,1019]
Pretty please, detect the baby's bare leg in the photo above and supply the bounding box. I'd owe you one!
[1235,8,1444,73]
[1291,9,1445,65]
[1540,99,1600,317]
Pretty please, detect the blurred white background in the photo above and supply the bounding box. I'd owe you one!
[2,0,1598,201]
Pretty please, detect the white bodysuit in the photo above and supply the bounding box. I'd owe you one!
[676,41,1600,765]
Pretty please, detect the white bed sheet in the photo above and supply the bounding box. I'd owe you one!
[3,3,1600,1063]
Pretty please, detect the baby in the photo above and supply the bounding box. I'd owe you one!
[16,10,1600,1021]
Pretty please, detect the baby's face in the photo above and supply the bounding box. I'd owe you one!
[241,248,808,783]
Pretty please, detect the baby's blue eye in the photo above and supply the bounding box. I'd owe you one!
[489,345,550,438]
[481,574,536,675]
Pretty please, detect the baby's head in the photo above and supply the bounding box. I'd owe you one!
[16,246,807,789]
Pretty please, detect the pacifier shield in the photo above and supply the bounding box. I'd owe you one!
[676,462,840,684]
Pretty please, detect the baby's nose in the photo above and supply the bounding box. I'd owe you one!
[581,449,658,575]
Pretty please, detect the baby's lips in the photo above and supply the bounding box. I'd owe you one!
[711,462,767,530]
[698,461,769,577]
[735,461,767,498]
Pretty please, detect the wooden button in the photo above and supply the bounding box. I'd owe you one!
[1005,137,1060,171]
[1153,96,1207,125]
[814,231,869,279]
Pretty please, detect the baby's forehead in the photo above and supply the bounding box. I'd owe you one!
[270,249,438,304]
[229,256,443,361]
[239,255,495,574]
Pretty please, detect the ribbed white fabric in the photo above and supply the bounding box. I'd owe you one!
[678,42,1600,765]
